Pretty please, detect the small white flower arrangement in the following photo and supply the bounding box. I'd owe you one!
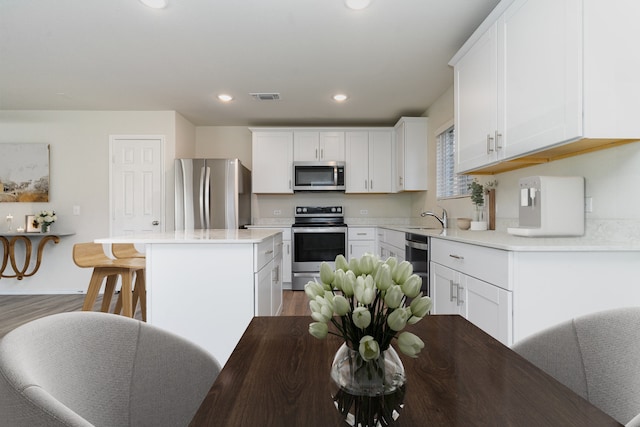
[305,253,432,360]
[33,210,57,231]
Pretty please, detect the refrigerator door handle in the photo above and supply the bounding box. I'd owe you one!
[198,166,206,229]
[204,166,211,229]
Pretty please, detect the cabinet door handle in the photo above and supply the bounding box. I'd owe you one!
[320,148,324,159]
[264,249,274,255]
[449,254,464,260]
[288,179,292,190]
[370,180,373,190]
[495,130,502,151]
[449,280,457,302]
[456,283,464,306]
[364,180,368,190]
[315,148,318,159]
[486,134,494,154]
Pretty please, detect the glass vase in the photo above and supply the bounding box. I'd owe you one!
[41,223,50,233]
[330,343,406,426]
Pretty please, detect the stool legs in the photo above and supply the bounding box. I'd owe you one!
[82,267,137,319]
[113,269,146,321]
[100,275,119,312]
[82,269,113,312]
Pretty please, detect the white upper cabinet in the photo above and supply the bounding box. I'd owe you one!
[293,131,345,162]
[394,117,428,192]
[251,130,294,194]
[345,130,393,193]
[500,0,581,159]
[453,21,500,173]
[450,0,640,174]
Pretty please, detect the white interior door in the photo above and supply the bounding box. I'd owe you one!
[110,135,164,236]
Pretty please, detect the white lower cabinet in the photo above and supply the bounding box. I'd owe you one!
[430,236,640,347]
[255,259,273,317]
[430,238,512,345]
[377,228,405,261]
[253,234,282,317]
[272,233,283,316]
[348,227,376,260]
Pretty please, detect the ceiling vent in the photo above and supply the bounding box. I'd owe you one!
[250,93,281,101]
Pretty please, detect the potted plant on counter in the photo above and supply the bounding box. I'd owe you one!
[469,180,487,230]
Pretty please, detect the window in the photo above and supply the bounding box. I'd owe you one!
[436,126,472,199]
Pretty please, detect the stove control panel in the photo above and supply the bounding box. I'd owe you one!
[295,206,343,216]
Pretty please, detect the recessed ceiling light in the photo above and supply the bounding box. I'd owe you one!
[333,94,348,102]
[345,0,371,10]
[139,0,168,9]
[217,94,233,102]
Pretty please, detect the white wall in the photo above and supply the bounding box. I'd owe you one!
[417,85,640,235]
[0,110,187,294]
[195,126,252,169]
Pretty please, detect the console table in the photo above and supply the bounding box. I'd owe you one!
[0,232,74,280]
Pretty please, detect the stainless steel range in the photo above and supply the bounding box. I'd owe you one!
[291,206,347,290]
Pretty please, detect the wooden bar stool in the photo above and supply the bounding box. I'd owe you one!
[111,243,146,321]
[112,243,145,259]
[72,243,146,319]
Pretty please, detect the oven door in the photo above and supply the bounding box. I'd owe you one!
[291,226,347,273]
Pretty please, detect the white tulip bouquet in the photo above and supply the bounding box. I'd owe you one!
[305,253,432,361]
[33,210,57,232]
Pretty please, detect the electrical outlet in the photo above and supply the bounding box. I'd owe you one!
[273,209,282,216]
[73,205,80,215]
[360,209,368,215]
[585,197,593,213]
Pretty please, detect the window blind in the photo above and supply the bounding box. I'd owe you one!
[436,126,472,199]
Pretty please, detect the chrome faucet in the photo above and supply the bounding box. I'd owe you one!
[421,208,448,229]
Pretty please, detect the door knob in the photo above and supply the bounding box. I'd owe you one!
[152,220,159,226]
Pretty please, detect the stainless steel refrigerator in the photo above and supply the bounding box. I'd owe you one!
[175,158,251,230]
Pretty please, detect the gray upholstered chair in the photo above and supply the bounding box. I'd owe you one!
[0,311,220,426]
[512,307,640,427]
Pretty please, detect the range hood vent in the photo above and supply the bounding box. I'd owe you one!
[250,92,281,101]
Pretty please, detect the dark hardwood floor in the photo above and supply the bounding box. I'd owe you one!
[0,290,310,338]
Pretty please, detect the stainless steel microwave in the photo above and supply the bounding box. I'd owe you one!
[293,161,345,191]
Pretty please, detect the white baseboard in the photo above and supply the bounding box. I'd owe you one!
[0,290,87,295]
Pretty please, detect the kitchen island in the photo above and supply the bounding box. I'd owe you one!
[96,229,282,366]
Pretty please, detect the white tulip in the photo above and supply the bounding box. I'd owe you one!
[397,332,425,358]
[401,274,422,298]
[333,295,350,316]
[387,308,409,331]
[352,306,371,329]
[359,335,380,361]
[335,254,349,271]
[320,262,335,286]
[309,322,328,339]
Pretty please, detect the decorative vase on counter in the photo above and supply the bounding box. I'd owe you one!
[331,342,406,426]
[40,223,50,233]
[470,204,487,231]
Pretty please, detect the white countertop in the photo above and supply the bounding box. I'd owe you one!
[378,225,640,252]
[95,229,281,244]
[250,221,640,252]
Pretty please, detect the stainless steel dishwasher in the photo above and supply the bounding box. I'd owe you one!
[405,233,429,296]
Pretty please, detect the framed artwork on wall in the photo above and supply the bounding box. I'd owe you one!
[0,143,50,203]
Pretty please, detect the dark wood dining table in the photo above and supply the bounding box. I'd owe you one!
[190,315,622,426]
